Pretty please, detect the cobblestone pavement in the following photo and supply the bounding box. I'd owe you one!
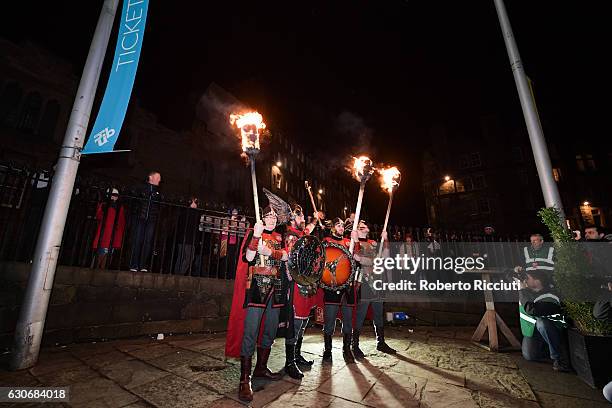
[0,326,609,407]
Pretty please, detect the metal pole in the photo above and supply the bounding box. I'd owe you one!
[493,0,565,219]
[377,190,394,258]
[349,181,366,254]
[11,0,119,370]
[249,156,265,266]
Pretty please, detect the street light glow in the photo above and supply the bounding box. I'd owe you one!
[276,161,282,167]
[583,201,590,206]
[318,189,323,194]
[444,175,451,181]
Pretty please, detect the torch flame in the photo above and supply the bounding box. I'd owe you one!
[380,166,401,193]
[352,155,374,181]
[230,111,266,153]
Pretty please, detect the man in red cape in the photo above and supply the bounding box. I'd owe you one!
[225,206,288,402]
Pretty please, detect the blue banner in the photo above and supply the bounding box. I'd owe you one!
[82,0,149,154]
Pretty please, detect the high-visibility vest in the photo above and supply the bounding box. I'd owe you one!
[519,291,566,337]
[523,246,555,273]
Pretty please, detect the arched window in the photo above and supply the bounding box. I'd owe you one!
[17,91,42,132]
[38,99,60,140]
[0,82,24,127]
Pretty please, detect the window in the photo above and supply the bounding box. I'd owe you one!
[585,154,596,170]
[473,175,487,189]
[459,152,481,169]
[469,152,482,168]
[512,146,523,162]
[17,92,42,132]
[478,198,490,214]
[576,155,585,171]
[518,170,529,185]
[0,82,24,127]
[552,168,562,182]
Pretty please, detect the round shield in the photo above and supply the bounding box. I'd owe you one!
[319,241,356,291]
[287,235,325,286]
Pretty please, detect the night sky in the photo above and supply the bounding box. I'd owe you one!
[1,1,606,225]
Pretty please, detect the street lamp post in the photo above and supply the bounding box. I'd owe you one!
[493,0,565,221]
[11,0,120,370]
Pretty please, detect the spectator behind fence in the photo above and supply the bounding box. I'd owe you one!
[175,196,200,276]
[129,171,161,272]
[93,188,126,269]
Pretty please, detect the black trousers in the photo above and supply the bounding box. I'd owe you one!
[129,218,156,270]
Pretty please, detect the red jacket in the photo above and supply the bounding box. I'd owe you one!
[93,202,126,249]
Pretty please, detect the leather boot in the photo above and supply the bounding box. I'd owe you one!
[322,334,332,363]
[352,330,365,359]
[238,356,253,402]
[343,333,355,363]
[253,347,283,380]
[375,326,397,354]
[295,337,314,367]
[284,344,304,379]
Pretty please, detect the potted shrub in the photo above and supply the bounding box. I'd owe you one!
[538,207,612,388]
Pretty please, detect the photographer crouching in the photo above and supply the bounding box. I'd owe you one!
[515,234,570,372]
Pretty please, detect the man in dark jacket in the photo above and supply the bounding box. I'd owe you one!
[129,171,161,272]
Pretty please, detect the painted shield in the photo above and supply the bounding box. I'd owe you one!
[319,241,356,291]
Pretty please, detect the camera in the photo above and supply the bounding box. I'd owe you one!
[505,267,527,282]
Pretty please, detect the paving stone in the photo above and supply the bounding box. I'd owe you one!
[131,375,222,407]
[387,356,465,387]
[0,370,40,387]
[361,370,425,408]
[99,359,170,390]
[420,381,479,408]
[512,354,607,402]
[81,350,135,370]
[473,390,541,408]
[69,342,117,358]
[183,337,227,353]
[536,391,611,408]
[36,363,100,386]
[149,351,227,380]
[263,389,335,408]
[126,343,179,360]
[195,364,241,395]
[283,359,347,391]
[113,338,158,353]
[28,352,82,376]
[206,397,247,408]
[464,364,536,401]
[68,377,140,407]
[316,363,382,403]
[245,378,297,408]
[326,397,369,407]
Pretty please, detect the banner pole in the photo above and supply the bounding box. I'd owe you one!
[11,0,119,370]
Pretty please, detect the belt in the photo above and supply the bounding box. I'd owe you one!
[250,265,279,277]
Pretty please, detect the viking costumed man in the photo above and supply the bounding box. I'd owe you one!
[352,220,396,357]
[320,217,357,363]
[283,204,318,379]
[225,205,288,402]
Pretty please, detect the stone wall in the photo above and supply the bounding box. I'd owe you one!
[0,262,234,348]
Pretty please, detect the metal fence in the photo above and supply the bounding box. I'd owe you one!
[1,163,533,278]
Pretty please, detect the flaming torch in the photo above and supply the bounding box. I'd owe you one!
[230,111,266,265]
[230,111,266,223]
[377,166,401,257]
[348,156,375,253]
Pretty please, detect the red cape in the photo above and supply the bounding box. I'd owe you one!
[225,229,252,358]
